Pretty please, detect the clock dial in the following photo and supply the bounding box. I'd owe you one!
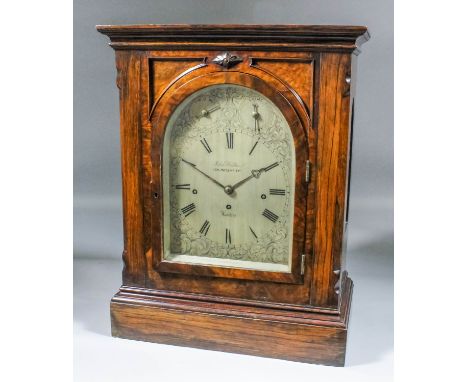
[162,84,295,272]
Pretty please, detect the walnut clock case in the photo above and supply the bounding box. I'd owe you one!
[97,24,369,367]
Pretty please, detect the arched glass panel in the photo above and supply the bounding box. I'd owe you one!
[162,84,295,272]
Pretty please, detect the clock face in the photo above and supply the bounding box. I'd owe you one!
[162,84,295,272]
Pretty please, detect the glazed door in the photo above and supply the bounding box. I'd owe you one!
[146,53,315,304]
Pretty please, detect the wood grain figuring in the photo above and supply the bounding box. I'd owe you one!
[97,24,370,54]
[97,24,369,366]
[116,51,146,285]
[252,58,313,108]
[111,275,353,366]
[311,53,352,307]
[149,58,206,114]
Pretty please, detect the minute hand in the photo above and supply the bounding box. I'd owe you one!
[181,158,225,190]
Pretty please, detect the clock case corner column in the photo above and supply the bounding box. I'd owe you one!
[114,50,147,286]
[310,51,356,309]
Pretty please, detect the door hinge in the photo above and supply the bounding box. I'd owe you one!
[300,254,306,275]
[305,160,310,183]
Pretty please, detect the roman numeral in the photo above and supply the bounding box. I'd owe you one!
[264,162,279,172]
[175,184,190,190]
[249,140,259,155]
[199,220,211,236]
[226,132,234,149]
[269,188,286,196]
[262,209,279,223]
[225,228,232,244]
[181,203,196,217]
[200,138,212,153]
[249,226,258,240]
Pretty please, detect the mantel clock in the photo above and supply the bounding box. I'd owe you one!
[97,24,369,366]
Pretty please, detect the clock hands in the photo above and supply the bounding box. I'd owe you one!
[230,162,280,192]
[182,158,279,196]
[181,158,226,191]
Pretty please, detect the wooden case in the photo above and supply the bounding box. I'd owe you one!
[97,24,369,366]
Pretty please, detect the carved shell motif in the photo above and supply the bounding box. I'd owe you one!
[212,52,243,68]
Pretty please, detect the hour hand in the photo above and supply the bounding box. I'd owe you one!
[231,168,263,191]
[231,173,255,191]
[181,158,225,190]
[231,162,280,191]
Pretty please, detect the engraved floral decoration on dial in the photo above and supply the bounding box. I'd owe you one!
[162,85,295,272]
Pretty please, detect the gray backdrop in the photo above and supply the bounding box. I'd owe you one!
[74,1,393,378]
[74,0,393,259]
[74,0,393,236]
[74,0,393,258]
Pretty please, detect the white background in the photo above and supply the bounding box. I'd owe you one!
[1,1,468,381]
[73,2,394,379]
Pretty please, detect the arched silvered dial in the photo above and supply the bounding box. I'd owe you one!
[162,84,295,272]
